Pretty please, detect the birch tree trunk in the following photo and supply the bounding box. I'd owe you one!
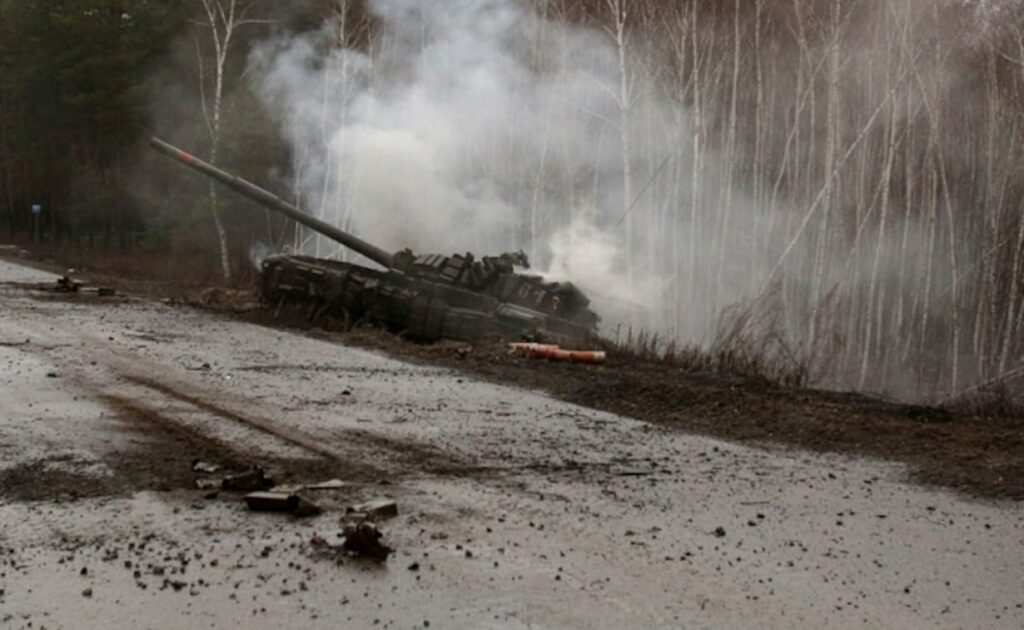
[195,0,269,282]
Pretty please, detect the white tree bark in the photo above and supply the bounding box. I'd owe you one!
[195,0,268,282]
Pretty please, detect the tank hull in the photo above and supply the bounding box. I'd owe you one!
[261,255,595,347]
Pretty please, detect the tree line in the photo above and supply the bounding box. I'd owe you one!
[2,0,1023,400]
[0,1,183,248]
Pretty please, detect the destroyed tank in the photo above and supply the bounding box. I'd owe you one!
[150,137,599,346]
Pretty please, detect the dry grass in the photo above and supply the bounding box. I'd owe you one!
[604,326,810,389]
[604,284,842,389]
[942,370,1024,421]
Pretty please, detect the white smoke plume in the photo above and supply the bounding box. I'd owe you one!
[246,0,942,368]
[237,0,1024,402]
[247,0,696,336]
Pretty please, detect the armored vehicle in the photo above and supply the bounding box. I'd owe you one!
[150,137,599,346]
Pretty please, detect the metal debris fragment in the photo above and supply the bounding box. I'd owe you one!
[191,461,220,474]
[222,466,274,492]
[56,274,82,293]
[347,498,398,521]
[244,492,322,517]
[341,521,393,559]
[307,479,347,491]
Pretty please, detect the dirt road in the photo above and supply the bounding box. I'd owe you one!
[1,258,1021,629]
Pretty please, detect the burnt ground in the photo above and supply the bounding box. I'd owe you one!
[6,251,1023,502]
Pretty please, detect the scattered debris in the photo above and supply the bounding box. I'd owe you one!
[307,479,347,491]
[194,479,220,491]
[244,492,323,517]
[292,496,324,517]
[341,521,393,559]
[222,466,273,492]
[79,286,116,296]
[244,492,293,512]
[191,461,220,474]
[51,271,115,296]
[268,484,304,495]
[56,273,82,293]
[310,534,345,553]
[347,498,398,521]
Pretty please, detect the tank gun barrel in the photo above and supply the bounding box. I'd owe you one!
[149,136,395,269]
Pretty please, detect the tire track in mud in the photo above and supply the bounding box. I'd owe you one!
[106,354,630,486]
[5,278,617,485]
[3,277,753,495]
[119,377,495,479]
[3,302,489,484]
[122,375,352,463]
[0,307,377,496]
[4,293,657,492]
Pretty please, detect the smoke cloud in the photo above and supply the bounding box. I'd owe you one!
[247,0,698,335]
[246,0,984,402]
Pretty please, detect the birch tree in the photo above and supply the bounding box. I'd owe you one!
[193,0,269,281]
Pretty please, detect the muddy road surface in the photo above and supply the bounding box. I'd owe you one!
[1,258,1022,629]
